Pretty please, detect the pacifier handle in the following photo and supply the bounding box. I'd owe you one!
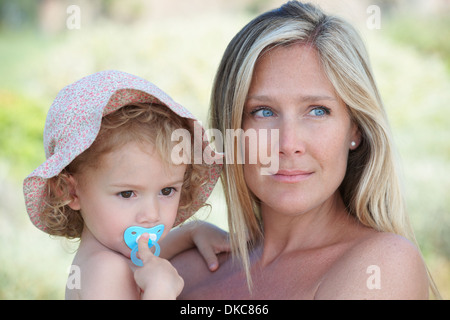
[131,239,161,267]
[124,224,164,267]
[130,238,161,267]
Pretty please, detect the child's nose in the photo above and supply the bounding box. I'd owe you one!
[136,198,160,224]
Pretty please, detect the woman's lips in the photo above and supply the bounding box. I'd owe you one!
[271,169,313,183]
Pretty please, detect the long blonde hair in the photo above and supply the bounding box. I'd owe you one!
[209,1,440,298]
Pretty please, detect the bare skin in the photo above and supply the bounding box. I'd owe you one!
[170,44,429,300]
[172,203,428,299]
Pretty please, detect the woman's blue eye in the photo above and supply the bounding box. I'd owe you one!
[262,109,273,117]
[252,108,274,118]
[309,107,330,117]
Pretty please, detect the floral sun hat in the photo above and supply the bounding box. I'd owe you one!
[23,70,222,233]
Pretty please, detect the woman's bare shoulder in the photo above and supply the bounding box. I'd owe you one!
[170,248,213,288]
[315,232,429,299]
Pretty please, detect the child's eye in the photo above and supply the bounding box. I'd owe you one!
[118,191,135,198]
[250,107,275,118]
[160,187,176,197]
[308,106,330,117]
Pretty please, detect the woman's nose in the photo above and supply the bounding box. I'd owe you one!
[278,118,306,157]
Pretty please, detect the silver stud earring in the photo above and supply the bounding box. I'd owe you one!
[351,141,356,147]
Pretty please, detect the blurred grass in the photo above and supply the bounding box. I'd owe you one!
[1,5,449,299]
[386,12,450,73]
[0,90,47,178]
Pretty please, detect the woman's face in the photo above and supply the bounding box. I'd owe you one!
[242,43,360,217]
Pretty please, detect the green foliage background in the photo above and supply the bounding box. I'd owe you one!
[0,0,449,299]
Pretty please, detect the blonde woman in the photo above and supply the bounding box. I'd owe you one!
[158,1,439,299]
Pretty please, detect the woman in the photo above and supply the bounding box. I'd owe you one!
[164,1,439,299]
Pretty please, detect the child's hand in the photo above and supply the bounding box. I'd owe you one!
[159,221,231,272]
[133,233,184,300]
[190,221,230,272]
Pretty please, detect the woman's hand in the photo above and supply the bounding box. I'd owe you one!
[133,233,184,300]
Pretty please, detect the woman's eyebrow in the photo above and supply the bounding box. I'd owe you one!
[299,94,337,102]
[246,94,337,103]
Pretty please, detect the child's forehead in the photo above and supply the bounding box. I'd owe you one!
[106,141,157,161]
[95,141,186,174]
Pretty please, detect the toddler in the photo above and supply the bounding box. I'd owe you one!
[23,70,224,299]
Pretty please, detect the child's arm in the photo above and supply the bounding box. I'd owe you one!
[134,233,184,300]
[159,221,230,271]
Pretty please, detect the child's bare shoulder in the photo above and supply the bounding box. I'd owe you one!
[70,249,139,299]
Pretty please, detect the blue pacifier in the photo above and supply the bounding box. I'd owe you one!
[124,224,165,267]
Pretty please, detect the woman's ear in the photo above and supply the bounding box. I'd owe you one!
[350,123,362,150]
[66,175,81,211]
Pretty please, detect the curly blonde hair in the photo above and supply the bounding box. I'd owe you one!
[41,103,208,238]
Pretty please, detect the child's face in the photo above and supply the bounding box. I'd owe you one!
[69,141,187,258]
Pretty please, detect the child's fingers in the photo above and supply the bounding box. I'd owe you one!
[216,237,232,253]
[137,233,154,263]
[190,222,231,272]
[196,242,221,272]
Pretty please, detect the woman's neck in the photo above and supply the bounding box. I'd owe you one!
[257,192,355,266]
